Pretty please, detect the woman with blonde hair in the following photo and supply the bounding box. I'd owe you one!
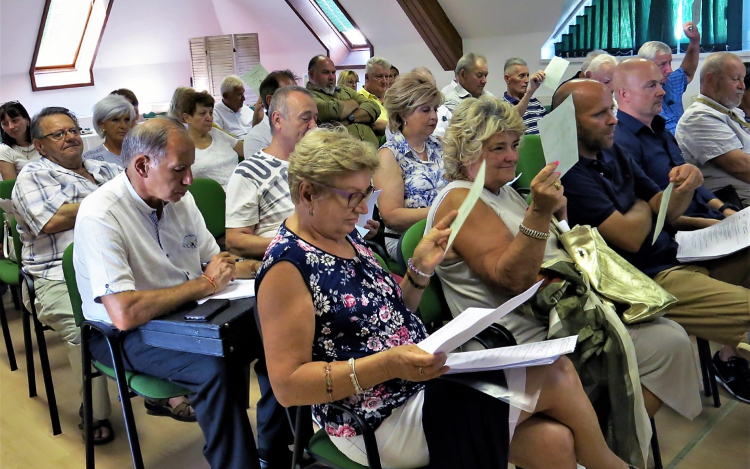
[337,70,359,90]
[374,72,446,258]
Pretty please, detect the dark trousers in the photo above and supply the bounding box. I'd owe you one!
[254,357,294,465]
[90,331,260,469]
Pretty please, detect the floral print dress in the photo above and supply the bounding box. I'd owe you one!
[256,223,428,437]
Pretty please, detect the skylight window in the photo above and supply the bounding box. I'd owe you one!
[35,0,93,68]
[313,0,369,47]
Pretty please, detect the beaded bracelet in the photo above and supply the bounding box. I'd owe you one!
[201,274,218,293]
[407,258,433,278]
[518,223,550,240]
[348,358,364,395]
[406,271,428,290]
[325,362,333,402]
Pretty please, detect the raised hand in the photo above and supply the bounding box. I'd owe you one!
[411,210,457,274]
[529,162,566,216]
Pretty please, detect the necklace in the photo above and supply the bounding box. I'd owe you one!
[408,141,426,154]
[17,144,35,156]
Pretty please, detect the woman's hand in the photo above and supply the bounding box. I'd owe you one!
[363,219,380,240]
[529,162,566,216]
[411,210,458,274]
[384,345,449,382]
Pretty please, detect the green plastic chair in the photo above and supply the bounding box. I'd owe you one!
[187,178,226,239]
[62,244,189,469]
[0,179,20,371]
[513,134,546,196]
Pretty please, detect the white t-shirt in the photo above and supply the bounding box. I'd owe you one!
[193,128,240,190]
[74,172,220,325]
[225,150,294,238]
[212,100,254,138]
[82,143,125,167]
[0,143,41,177]
[243,114,272,157]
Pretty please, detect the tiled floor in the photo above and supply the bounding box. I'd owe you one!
[1,292,748,468]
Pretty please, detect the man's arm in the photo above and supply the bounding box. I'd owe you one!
[645,164,703,223]
[515,71,546,116]
[681,22,701,83]
[312,95,359,122]
[353,92,380,123]
[225,226,272,259]
[712,149,750,183]
[42,203,80,234]
[371,119,388,135]
[597,199,654,252]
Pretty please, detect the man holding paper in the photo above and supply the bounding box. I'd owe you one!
[74,118,274,468]
[559,79,750,404]
[503,57,547,134]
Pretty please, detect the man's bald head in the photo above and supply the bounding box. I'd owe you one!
[552,78,610,110]
[611,58,659,94]
[612,58,665,123]
[553,79,618,157]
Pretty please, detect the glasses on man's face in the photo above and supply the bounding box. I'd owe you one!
[40,127,82,141]
[373,74,389,81]
[318,182,375,208]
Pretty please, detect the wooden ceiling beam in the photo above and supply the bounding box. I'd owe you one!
[395,0,463,71]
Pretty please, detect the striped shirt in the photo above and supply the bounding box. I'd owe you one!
[660,67,688,135]
[12,157,121,280]
[504,92,547,135]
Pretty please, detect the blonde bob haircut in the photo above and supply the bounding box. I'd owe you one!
[383,71,444,133]
[442,96,526,181]
[289,127,380,204]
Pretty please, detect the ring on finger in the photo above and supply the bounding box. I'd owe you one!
[419,366,424,376]
[553,181,561,190]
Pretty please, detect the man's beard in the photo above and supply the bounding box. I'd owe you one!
[323,84,336,94]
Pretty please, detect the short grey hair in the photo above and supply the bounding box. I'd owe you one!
[638,41,672,61]
[92,95,136,137]
[267,85,315,134]
[30,107,79,140]
[456,53,487,76]
[220,75,246,96]
[503,57,527,73]
[587,54,618,73]
[700,51,742,83]
[580,49,607,73]
[121,117,188,166]
[365,57,391,76]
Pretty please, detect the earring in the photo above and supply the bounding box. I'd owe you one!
[309,208,314,216]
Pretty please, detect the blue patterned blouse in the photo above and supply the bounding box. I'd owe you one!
[382,132,447,210]
[255,223,428,437]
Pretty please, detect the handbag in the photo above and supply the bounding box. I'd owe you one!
[558,224,676,324]
[2,213,16,263]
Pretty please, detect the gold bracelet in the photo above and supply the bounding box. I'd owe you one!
[325,362,333,402]
[518,223,550,240]
[201,274,218,293]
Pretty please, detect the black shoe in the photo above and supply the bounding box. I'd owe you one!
[711,352,750,404]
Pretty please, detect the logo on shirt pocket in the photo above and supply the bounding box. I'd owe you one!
[182,234,198,249]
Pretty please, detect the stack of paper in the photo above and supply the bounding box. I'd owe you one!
[355,189,382,237]
[444,335,578,374]
[676,206,750,262]
[197,279,256,304]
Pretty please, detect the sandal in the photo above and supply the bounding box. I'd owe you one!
[144,397,197,423]
[78,405,115,445]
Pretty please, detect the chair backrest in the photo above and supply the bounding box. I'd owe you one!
[0,178,15,201]
[513,134,545,191]
[62,243,85,327]
[399,219,452,327]
[187,178,226,239]
[11,217,22,266]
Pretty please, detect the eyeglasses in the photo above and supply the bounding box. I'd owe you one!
[317,182,374,208]
[39,127,82,141]
[372,74,389,81]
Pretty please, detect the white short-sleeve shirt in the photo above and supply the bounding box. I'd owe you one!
[74,172,220,325]
[192,128,240,190]
[0,143,41,176]
[225,150,294,238]
[243,114,272,157]
[212,100,254,138]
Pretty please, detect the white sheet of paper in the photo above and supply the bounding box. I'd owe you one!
[418,280,542,355]
[197,279,256,304]
[241,64,270,96]
[444,160,486,255]
[356,189,381,228]
[444,335,578,374]
[538,94,579,177]
[354,225,369,237]
[692,0,702,26]
[542,56,570,91]
[0,198,14,215]
[652,182,674,245]
[675,206,750,262]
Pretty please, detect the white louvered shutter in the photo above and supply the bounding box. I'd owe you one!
[233,33,261,102]
[189,37,210,93]
[206,35,235,99]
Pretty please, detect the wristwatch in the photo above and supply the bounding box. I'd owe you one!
[718,202,740,213]
[347,113,355,123]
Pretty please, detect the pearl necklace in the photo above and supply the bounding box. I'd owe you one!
[408,141,426,154]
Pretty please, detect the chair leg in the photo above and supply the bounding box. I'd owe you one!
[22,311,36,397]
[82,329,95,469]
[650,418,663,469]
[33,314,61,435]
[10,285,21,311]
[0,298,17,371]
[696,337,721,408]
[108,340,144,469]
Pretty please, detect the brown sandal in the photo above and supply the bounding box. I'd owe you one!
[144,398,197,422]
[78,404,115,445]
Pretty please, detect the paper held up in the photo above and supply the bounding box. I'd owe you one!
[241,64,270,96]
[542,56,570,91]
[418,280,542,355]
[676,206,750,262]
[197,279,256,304]
[356,189,382,228]
[444,335,578,374]
[443,160,486,255]
[652,182,674,245]
[538,94,579,178]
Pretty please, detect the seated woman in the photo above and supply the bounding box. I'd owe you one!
[428,96,701,465]
[337,70,359,91]
[256,127,635,469]
[83,94,136,167]
[179,89,244,189]
[374,72,447,259]
[0,101,41,180]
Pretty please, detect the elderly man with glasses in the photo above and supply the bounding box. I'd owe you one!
[358,56,392,137]
[12,106,122,444]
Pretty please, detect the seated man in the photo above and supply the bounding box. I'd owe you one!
[212,75,254,138]
[443,52,492,112]
[306,55,380,147]
[74,118,261,469]
[638,22,700,134]
[613,59,739,229]
[676,52,750,207]
[244,70,298,157]
[12,107,121,443]
[226,86,318,259]
[558,79,750,403]
[503,57,547,134]
[558,49,607,89]
[584,54,618,93]
[358,56,391,137]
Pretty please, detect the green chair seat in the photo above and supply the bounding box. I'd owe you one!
[92,361,189,398]
[0,258,19,285]
[187,178,226,239]
[309,430,369,469]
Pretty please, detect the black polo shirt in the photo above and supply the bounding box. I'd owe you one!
[561,144,680,278]
[614,111,722,221]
